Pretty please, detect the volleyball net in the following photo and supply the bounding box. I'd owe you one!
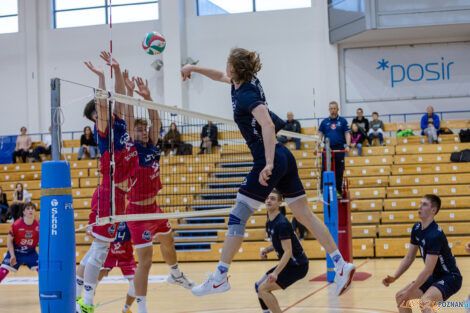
[52,77,322,227]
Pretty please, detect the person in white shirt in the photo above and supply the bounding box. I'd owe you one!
[33,126,52,162]
[7,183,32,222]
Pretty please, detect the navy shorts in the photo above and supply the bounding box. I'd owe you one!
[263,263,309,289]
[1,251,38,272]
[419,273,462,301]
[239,143,305,203]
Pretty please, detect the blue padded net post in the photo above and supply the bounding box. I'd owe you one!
[39,161,75,312]
[322,170,338,283]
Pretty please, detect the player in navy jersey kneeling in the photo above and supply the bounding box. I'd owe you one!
[382,194,462,313]
[0,202,39,283]
[255,190,309,313]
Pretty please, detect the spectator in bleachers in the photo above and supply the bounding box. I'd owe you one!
[319,101,351,194]
[11,127,32,163]
[352,108,369,136]
[277,112,301,150]
[32,126,51,162]
[164,122,182,156]
[421,106,440,144]
[0,187,8,223]
[350,122,365,156]
[7,183,31,222]
[367,112,385,146]
[199,121,218,154]
[78,126,98,160]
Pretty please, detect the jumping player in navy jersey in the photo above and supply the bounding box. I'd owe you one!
[182,48,355,297]
[77,52,139,313]
[383,194,462,313]
[0,203,39,283]
[255,190,309,313]
[122,74,194,313]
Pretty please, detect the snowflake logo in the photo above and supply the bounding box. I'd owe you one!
[376,59,389,70]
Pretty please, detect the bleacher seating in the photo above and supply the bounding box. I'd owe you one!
[1,118,470,262]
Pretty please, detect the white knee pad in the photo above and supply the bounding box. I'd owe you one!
[79,248,92,266]
[128,279,136,297]
[227,194,258,237]
[87,241,110,267]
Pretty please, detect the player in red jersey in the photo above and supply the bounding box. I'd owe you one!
[77,52,139,313]
[97,222,136,313]
[123,76,194,313]
[0,202,39,283]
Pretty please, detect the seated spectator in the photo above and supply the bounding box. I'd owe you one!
[291,217,307,240]
[7,183,31,222]
[0,187,8,223]
[163,123,181,156]
[350,122,365,156]
[367,112,385,146]
[277,112,301,150]
[12,127,32,163]
[352,108,369,136]
[199,121,218,154]
[33,126,52,162]
[421,106,440,144]
[78,126,98,160]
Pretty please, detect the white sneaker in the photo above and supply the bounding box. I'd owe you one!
[191,273,230,296]
[334,262,356,296]
[167,273,195,289]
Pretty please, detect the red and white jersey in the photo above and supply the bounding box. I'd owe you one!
[9,218,39,254]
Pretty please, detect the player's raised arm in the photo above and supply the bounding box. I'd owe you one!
[100,51,126,119]
[84,61,108,134]
[181,64,231,84]
[135,77,161,144]
[382,243,418,287]
[122,70,136,138]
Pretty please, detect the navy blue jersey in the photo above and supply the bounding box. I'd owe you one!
[114,222,132,243]
[266,213,308,266]
[231,77,285,152]
[410,221,461,278]
[319,116,350,146]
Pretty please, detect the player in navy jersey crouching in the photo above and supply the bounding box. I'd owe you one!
[255,190,309,313]
[383,194,462,313]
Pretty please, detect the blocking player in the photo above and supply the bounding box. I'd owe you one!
[182,48,355,297]
[0,202,39,283]
[255,190,309,313]
[123,76,194,313]
[77,52,139,313]
[382,194,462,313]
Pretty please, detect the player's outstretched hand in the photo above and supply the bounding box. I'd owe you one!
[135,77,152,101]
[181,64,193,81]
[465,242,470,253]
[100,51,119,68]
[259,164,273,186]
[84,61,104,78]
[267,272,278,284]
[123,70,135,91]
[10,255,17,267]
[260,249,268,259]
[382,275,396,287]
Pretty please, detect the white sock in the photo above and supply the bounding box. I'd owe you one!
[329,249,345,270]
[76,276,84,299]
[83,282,96,306]
[214,261,230,281]
[136,296,147,313]
[169,263,182,277]
[263,310,270,313]
[123,304,131,312]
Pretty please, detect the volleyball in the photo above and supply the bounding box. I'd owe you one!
[142,31,166,55]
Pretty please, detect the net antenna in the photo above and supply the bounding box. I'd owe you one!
[92,90,321,226]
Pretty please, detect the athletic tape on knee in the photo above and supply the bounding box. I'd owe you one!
[128,279,136,298]
[227,198,255,237]
[88,241,110,267]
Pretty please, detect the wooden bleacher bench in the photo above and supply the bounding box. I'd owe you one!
[396,134,460,145]
[345,155,393,167]
[350,199,383,212]
[376,236,470,257]
[395,143,470,155]
[383,196,470,211]
[389,173,470,186]
[348,176,389,188]
[391,163,470,175]
[379,222,470,237]
[440,119,470,129]
[349,187,387,199]
[393,154,451,165]
[387,185,470,198]
[345,165,391,177]
[349,146,395,157]
[381,209,470,224]
[62,139,81,148]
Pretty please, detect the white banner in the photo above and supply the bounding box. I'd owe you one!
[344,42,470,102]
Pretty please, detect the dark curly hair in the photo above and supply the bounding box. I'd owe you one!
[228,48,262,83]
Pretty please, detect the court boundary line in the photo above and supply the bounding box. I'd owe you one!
[283,259,370,312]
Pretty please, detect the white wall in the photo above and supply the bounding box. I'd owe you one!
[183,0,340,124]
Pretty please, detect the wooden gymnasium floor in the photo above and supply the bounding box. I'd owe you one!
[0,258,469,313]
